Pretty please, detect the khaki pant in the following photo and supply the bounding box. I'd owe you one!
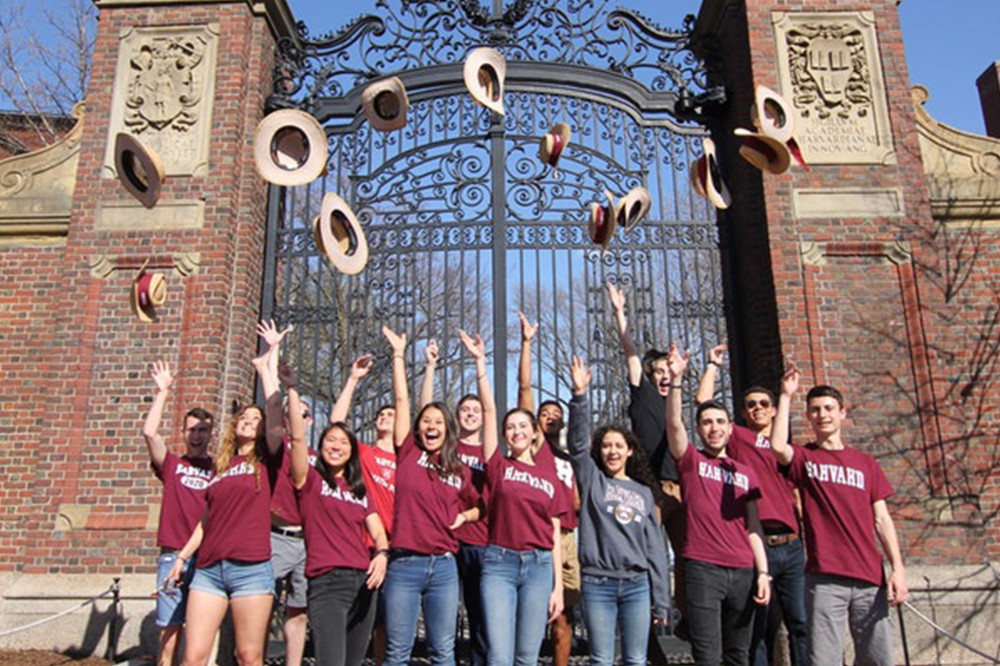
[560,530,581,608]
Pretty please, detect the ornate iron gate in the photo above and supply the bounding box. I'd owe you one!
[262,0,728,438]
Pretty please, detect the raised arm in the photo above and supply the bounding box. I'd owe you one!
[255,319,291,456]
[567,355,593,460]
[664,344,690,461]
[330,354,373,425]
[517,311,539,412]
[142,361,173,469]
[607,282,643,387]
[383,326,410,447]
[460,330,497,461]
[696,343,727,405]
[418,339,439,410]
[873,500,908,605]
[770,361,798,466]
[280,362,309,489]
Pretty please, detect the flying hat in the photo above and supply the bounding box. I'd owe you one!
[615,186,652,234]
[253,109,328,186]
[538,122,571,171]
[464,47,506,115]
[131,264,167,323]
[588,190,617,250]
[313,192,369,276]
[689,137,731,210]
[750,84,809,171]
[114,133,165,209]
[733,127,791,175]
[362,77,410,132]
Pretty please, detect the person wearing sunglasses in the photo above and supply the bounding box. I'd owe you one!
[696,344,807,666]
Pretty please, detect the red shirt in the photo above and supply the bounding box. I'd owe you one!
[359,442,396,538]
[197,454,275,568]
[269,442,316,526]
[154,452,214,550]
[677,446,759,569]
[536,442,578,531]
[485,454,569,551]
[455,440,488,547]
[391,433,479,555]
[787,443,894,586]
[296,468,376,578]
[727,425,798,533]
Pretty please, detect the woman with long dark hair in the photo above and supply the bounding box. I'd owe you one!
[281,362,389,666]
[567,356,672,666]
[381,326,481,666]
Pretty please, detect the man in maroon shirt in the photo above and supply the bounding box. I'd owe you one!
[142,361,214,666]
[770,362,908,666]
[696,344,807,666]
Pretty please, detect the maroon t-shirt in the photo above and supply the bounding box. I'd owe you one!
[727,425,798,532]
[197,454,276,568]
[485,454,569,551]
[154,451,214,550]
[296,468,376,578]
[455,440,488,547]
[359,442,396,538]
[677,445,760,569]
[269,441,317,526]
[787,443,894,586]
[391,433,479,555]
[535,442,578,531]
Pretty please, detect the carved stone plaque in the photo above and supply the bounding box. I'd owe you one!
[773,12,895,165]
[102,24,219,179]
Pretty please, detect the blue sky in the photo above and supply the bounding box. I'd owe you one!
[287,0,999,136]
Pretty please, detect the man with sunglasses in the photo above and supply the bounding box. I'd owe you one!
[697,344,807,666]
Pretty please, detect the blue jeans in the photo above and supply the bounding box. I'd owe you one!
[581,573,651,666]
[457,543,488,666]
[189,559,274,599]
[480,545,553,666]
[685,559,755,666]
[383,552,459,666]
[752,538,808,666]
[156,551,196,628]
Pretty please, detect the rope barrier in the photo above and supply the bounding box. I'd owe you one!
[0,583,116,638]
[903,599,1000,665]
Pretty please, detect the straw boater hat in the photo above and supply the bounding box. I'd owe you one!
[588,190,617,250]
[538,123,571,171]
[464,47,506,115]
[750,84,809,171]
[131,263,167,323]
[733,127,791,175]
[253,109,328,186]
[689,137,731,210]
[615,186,652,234]
[362,77,410,132]
[114,133,165,209]
[313,192,369,276]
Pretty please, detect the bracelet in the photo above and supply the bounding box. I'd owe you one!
[758,571,770,577]
[708,360,722,369]
[669,384,682,389]
[476,373,486,379]
[177,555,187,563]
[393,354,404,359]
[375,549,389,557]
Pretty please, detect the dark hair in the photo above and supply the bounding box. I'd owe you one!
[806,385,845,409]
[184,407,214,424]
[414,402,465,478]
[536,400,563,418]
[590,425,666,506]
[740,386,775,405]
[375,404,395,419]
[695,399,731,423]
[315,423,366,500]
[457,394,482,410]
[641,348,670,379]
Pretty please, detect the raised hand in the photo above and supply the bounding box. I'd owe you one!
[256,319,293,348]
[458,330,486,360]
[150,361,173,393]
[570,355,592,395]
[518,311,539,343]
[708,343,727,366]
[425,339,440,365]
[781,360,800,396]
[667,343,689,381]
[351,354,374,380]
[606,281,626,312]
[382,326,407,355]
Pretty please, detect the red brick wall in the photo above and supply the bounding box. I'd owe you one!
[0,1,277,574]
[703,0,998,565]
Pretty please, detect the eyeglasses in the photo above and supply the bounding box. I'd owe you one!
[745,399,772,409]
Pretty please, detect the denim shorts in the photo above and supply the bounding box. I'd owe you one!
[156,551,195,628]
[190,559,275,599]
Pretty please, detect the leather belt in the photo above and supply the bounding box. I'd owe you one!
[271,526,304,539]
[764,532,798,547]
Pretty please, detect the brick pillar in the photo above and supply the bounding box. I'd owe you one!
[0,0,295,653]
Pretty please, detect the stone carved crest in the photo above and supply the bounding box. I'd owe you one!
[125,35,208,133]
[787,24,871,120]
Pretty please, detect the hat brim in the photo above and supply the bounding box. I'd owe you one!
[538,122,571,168]
[253,109,329,186]
[317,193,370,275]
[752,84,795,144]
[734,128,791,175]
[114,133,165,209]
[691,139,731,210]
[464,48,506,115]
[362,77,410,132]
[131,270,159,323]
[616,186,651,234]
[588,190,617,248]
